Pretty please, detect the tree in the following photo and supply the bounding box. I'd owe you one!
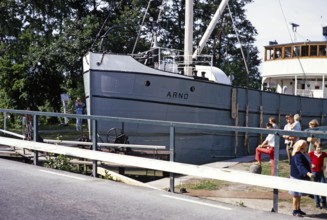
[0,0,262,119]
[157,0,261,88]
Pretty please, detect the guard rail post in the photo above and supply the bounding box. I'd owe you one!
[3,112,7,131]
[272,132,280,212]
[169,125,175,193]
[33,114,39,165]
[92,119,98,177]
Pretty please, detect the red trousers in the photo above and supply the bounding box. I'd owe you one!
[255,146,275,175]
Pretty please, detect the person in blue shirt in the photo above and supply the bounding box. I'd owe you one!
[289,140,314,217]
[75,97,85,131]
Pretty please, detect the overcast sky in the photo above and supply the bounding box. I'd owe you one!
[244,0,327,66]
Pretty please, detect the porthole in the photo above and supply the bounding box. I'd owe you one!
[145,81,151,87]
[190,86,195,92]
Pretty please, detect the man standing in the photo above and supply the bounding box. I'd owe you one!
[75,97,85,131]
[283,114,301,164]
[24,107,33,140]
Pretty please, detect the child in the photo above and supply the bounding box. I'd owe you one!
[309,142,327,209]
[307,119,320,153]
[291,114,301,130]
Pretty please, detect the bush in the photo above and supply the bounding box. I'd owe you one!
[44,154,73,171]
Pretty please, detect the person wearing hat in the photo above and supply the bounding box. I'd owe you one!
[289,140,314,217]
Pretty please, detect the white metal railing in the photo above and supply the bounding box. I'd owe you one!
[0,136,326,198]
[43,139,166,150]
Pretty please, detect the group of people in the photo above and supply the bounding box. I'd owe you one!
[254,114,327,217]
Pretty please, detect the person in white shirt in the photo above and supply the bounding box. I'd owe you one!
[255,122,275,175]
[283,114,301,164]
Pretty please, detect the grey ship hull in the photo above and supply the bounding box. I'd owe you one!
[83,52,327,164]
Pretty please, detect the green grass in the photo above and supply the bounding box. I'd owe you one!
[259,159,290,177]
[176,179,230,191]
[177,158,322,210]
[5,123,89,140]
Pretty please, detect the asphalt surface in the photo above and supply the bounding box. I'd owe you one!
[0,158,301,220]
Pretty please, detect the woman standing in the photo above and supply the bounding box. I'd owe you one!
[289,140,314,217]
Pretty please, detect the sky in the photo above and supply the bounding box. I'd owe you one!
[244,0,327,69]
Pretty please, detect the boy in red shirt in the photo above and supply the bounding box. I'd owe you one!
[309,142,327,209]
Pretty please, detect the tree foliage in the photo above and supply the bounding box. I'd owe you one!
[0,0,261,119]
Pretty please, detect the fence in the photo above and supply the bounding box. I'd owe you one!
[1,108,327,213]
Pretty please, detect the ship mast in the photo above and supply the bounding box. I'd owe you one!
[184,0,230,76]
[192,0,230,59]
[184,1,194,76]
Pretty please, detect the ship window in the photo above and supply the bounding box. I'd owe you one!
[319,45,327,56]
[284,47,292,58]
[301,84,305,89]
[190,86,195,92]
[293,46,300,57]
[310,45,318,56]
[301,45,309,56]
[265,48,274,60]
[144,81,151,87]
[274,48,282,59]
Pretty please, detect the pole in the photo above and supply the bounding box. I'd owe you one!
[272,132,280,212]
[92,119,98,177]
[33,115,39,165]
[169,126,175,192]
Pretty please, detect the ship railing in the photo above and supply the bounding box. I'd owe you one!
[131,47,213,74]
[296,89,313,97]
[161,54,213,75]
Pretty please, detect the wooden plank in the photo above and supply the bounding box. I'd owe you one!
[14,148,34,158]
[43,139,167,150]
[0,129,25,139]
[0,136,326,196]
[0,150,20,157]
[97,167,160,190]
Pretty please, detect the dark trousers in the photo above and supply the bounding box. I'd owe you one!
[286,142,293,164]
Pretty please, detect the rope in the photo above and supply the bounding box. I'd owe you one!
[227,4,250,79]
[90,13,111,51]
[277,0,308,92]
[132,0,153,54]
[150,0,166,48]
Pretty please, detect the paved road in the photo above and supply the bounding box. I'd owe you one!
[0,158,296,220]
